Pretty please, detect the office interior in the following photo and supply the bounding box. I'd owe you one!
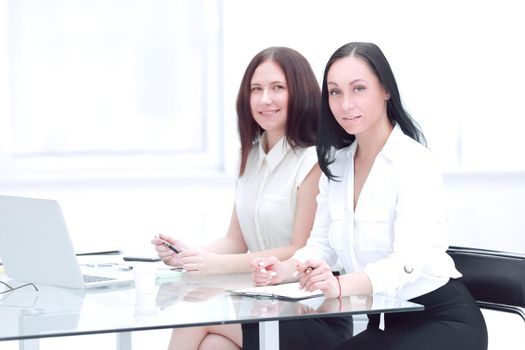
[0,0,523,349]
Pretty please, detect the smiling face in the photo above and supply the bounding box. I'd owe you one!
[327,56,390,137]
[250,60,288,143]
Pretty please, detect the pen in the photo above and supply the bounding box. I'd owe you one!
[82,263,133,271]
[293,266,314,277]
[161,240,181,254]
[257,261,276,277]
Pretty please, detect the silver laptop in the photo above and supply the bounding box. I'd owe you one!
[0,195,134,289]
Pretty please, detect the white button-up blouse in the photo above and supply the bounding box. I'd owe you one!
[235,134,317,252]
[294,124,461,300]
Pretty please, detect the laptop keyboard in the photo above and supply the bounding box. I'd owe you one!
[83,274,116,283]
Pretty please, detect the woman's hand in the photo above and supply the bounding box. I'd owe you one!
[250,256,287,286]
[178,249,226,275]
[297,259,340,298]
[151,234,188,267]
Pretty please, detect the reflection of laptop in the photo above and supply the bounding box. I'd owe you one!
[0,195,134,289]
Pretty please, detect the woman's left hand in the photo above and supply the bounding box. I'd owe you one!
[297,259,340,298]
[179,249,224,275]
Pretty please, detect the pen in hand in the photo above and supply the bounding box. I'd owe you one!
[163,241,181,254]
[293,266,313,278]
[156,237,182,254]
[258,261,277,277]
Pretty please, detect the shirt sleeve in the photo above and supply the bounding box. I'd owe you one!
[363,152,456,296]
[292,173,339,266]
[293,146,318,189]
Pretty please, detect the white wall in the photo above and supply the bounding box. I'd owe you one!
[444,172,525,252]
[1,0,524,255]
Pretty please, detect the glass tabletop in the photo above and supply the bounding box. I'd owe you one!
[0,273,423,341]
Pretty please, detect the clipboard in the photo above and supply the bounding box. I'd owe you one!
[230,282,324,301]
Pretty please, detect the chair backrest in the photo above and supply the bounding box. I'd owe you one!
[447,246,525,321]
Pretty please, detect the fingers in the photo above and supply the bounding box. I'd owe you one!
[293,262,312,278]
[179,249,221,275]
[152,235,186,252]
[302,259,324,270]
[296,259,322,287]
[158,234,175,244]
[151,234,171,246]
[152,235,176,260]
[302,272,329,292]
[251,256,278,269]
[182,263,202,274]
[298,260,331,291]
[178,250,202,271]
[179,251,201,266]
[164,255,183,268]
[160,246,199,268]
[181,253,205,274]
[155,237,191,264]
[251,256,280,286]
[250,256,277,274]
[253,269,277,286]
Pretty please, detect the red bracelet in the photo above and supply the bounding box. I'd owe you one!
[335,275,342,298]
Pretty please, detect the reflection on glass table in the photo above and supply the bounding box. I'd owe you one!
[1,273,423,350]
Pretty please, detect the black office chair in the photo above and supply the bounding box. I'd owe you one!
[447,246,525,322]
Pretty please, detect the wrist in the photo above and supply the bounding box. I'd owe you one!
[286,259,301,279]
[224,253,253,274]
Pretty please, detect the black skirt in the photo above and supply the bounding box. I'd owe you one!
[242,316,353,350]
[335,278,488,350]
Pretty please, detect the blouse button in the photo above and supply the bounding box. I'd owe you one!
[403,265,414,274]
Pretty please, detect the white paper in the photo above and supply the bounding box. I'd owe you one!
[231,282,323,300]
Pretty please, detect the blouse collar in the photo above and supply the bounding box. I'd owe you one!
[346,123,404,161]
[255,133,291,173]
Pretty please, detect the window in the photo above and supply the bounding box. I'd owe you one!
[0,0,223,178]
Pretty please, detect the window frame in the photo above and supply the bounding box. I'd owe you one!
[0,0,225,181]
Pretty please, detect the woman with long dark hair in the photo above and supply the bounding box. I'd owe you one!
[252,42,487,350]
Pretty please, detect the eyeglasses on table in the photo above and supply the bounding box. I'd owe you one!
[0,280,39,294]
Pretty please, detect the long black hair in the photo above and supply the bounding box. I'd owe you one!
[317,42,425,180]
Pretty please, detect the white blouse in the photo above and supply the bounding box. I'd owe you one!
[294,124,461,300]
[235,134,317,252]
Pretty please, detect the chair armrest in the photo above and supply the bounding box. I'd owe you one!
[447,246,525,321]
[477,302,525,322]
[448,246,525,260]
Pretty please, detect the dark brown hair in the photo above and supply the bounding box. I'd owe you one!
[236,47,321,176]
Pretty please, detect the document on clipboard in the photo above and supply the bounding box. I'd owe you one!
[230,282,324,301]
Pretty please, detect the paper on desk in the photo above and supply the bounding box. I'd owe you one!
[230,282,323,301]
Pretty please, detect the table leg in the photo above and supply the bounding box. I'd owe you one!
[259,320,279,350]
[117,332,132,350]
[19,339,39,350]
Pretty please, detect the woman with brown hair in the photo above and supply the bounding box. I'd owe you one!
[153,46,352,349]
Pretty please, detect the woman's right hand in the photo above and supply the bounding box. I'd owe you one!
[151,234,188,267]
[250,256,287,286]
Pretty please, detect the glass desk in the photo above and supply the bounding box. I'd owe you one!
[1,272,423,350]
